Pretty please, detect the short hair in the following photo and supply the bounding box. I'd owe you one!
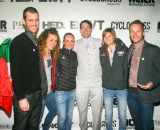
[23,7,39,20]
[102,28,117,45]
[129,20,144,32]
[80,20,92,29]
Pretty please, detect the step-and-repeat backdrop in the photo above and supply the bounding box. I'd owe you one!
[0,0,160,130]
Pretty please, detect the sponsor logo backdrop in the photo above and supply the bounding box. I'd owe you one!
[0,0,160,129]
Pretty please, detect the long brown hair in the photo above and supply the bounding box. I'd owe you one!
[37,27,60,62]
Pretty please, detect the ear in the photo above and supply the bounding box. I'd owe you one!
[143,32,145,38]
[90,29,92,33]
[22,19,25,26]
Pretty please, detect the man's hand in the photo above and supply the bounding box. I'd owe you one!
[137,81,153,90]
[19,98,30,112]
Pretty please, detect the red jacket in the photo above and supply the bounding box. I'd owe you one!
[0,58,13,117]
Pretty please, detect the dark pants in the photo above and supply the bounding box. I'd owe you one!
[127,89,154,130]
[12,91,42,130]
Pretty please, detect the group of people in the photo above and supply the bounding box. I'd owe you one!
[9,6,160,130]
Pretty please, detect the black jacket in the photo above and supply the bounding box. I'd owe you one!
[100,38,128,90]
[10,33,41,100]
[56,48,78,91]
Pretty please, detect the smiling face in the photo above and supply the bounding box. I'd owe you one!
[63,34,75,50]
[22,11,39,34]
[80,22,92,38]
[46,33,58,51]
[103,32,115,46]
[129,23,144,44]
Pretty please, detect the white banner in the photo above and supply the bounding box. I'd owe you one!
[0,0,160,129]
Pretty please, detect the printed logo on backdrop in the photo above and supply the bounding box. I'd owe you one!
[80,0,122,5]
[0,20,7,32]
[126,119,135,129]
[111,21,151,32]
[11,0,71,2]
[129,0,155,6]
[42,21,65,29]
[157,21,160,33]
[0,124,11,129]
[70,20,104,30]
[39,0,71,2]
[87,121,109,128]
[154,120,160,127]
[13,20,104,31]
[11,20,120,31]
[49,123,57,128]
[42,20,105,30]
[46,121,108,129]
[11,0,33,1]
[12,21,23,30]
[113,96,118,108]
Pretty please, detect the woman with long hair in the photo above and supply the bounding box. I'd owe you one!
[37,27,60,130]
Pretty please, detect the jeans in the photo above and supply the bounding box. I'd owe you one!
[55,89,76,130]
[103,88,127,130]
[128,89,154,130]
[41,91,57,130]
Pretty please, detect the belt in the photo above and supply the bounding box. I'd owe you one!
[129,87,138,92]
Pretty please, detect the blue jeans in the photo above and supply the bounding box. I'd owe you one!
[55,90,76,130]
[103,88,127,130]
[128,89,154,130]
[41,91,57,130]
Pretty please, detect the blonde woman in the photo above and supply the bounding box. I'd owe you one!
[100,28,128,130]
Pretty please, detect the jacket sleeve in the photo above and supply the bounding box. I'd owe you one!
[123,46,129,87]
[51,57,56,91]
[10,39,24,100]
[39,55,48,96]
[117,38,129,86]
[151,46,160,88]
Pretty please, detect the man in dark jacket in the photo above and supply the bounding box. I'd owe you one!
[128,20,160,130]
[10,7,41,130]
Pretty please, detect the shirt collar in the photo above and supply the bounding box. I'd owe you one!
[82,37,92,42]
[134,40,144,49]
[25,30,37,45]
